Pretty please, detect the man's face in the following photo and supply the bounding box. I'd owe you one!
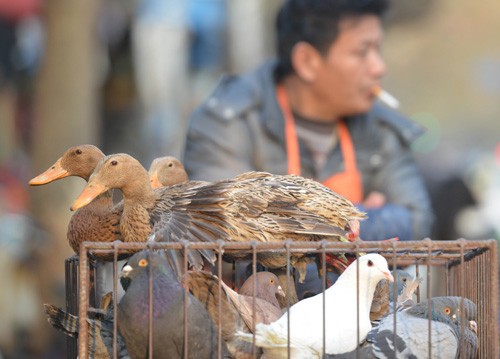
[312,15,386,117]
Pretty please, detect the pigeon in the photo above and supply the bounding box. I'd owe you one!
[237,253,394,357]
[70,153,366,281]
[43,292,129,359]
[370,269,415,321]
[117,250,230,359]
[238,271,286,310]
[330,296,478,359]
[185,270,285,358]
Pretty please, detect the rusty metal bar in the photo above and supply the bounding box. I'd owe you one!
[77,245,89,358]
[65,256,78,359]
[147,248,153,359]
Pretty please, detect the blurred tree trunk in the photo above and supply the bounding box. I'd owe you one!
[29,0,101,351]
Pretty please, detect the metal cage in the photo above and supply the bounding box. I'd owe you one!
[66,238,498,358]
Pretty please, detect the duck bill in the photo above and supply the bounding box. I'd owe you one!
[71,183,107,211]
[29,158,69,185]
[150,172,162,189]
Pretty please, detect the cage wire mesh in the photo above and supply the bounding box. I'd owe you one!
[67,238,498,358]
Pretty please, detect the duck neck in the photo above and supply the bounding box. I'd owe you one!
[121,172,157,211]
[120,175,157,242]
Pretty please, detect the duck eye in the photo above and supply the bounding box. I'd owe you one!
[444,307,451,315]
[76,149,82,155]
[367,260,373,267]
[111,160,118,166]
[138,259,148,267]
[168,163,173,167]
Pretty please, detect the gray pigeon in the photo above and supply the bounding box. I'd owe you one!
[117,250,230,359]
[370,269,414,321]
[238,271,286,310]
[328,296,478,359]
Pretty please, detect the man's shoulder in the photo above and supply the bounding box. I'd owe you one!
[366,102,425,145]
[194,61,275,122]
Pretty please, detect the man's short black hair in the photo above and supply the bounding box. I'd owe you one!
[275,0,390,79]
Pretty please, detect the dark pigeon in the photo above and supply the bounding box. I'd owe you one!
[370,269,415,321]
[117,250,230,359]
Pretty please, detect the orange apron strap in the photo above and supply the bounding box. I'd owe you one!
[337,120,357,172]
[322,121,364,203]
[277,84,301,176]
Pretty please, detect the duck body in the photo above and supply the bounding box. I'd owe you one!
[72,154,365,275]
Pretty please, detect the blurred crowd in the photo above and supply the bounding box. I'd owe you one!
[0,0,499,357]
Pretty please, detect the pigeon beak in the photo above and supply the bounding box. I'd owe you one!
[29,158,70,185]
[469,320,478,334]
[277,285,286,298]
[122,264,133,277]
[383,270,394,282]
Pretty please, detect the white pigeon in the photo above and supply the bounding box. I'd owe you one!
[237,253,394,358]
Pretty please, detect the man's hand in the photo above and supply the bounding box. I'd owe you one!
[363,191,386,209]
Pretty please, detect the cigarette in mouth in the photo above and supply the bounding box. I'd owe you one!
[373,86,400,109]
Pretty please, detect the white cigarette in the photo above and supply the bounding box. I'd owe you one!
[373,86,400,109]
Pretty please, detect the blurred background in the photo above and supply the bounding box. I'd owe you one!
[0,0,499,357]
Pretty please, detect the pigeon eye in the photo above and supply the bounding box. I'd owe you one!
[138,259,148,267]
[367,260,373,267]
[444,307,451,315]
[76,149,82,155]
[111,160,118,166]
[168,163,173,167]
[270,279,274,284]
[402,278,407,282]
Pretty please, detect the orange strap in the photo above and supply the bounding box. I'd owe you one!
[336,120,357,172]
[277,84,359,175]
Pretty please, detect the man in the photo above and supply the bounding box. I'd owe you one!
[183,0,433,296]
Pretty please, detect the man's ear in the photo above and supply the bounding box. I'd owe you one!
[291,41,323,82]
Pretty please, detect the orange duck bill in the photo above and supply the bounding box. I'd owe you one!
[71,182,108,211]
[149,172,162,189]
[29,158,70,185]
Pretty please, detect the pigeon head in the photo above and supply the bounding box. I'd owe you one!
[406,296,476,326]
[120,250,173,291]
[345,253,394,284]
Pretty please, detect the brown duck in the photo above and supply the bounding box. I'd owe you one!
[71,153,366,280]
[148,156,189,188]
[29,145,123,258]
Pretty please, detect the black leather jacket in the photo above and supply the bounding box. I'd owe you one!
[184,61,434,241]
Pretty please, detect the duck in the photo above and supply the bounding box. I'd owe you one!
[148,156,189,188]
[29,145,123,259]
[71,153,366,281]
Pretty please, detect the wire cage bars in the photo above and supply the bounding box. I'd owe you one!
[65,238,498,358]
